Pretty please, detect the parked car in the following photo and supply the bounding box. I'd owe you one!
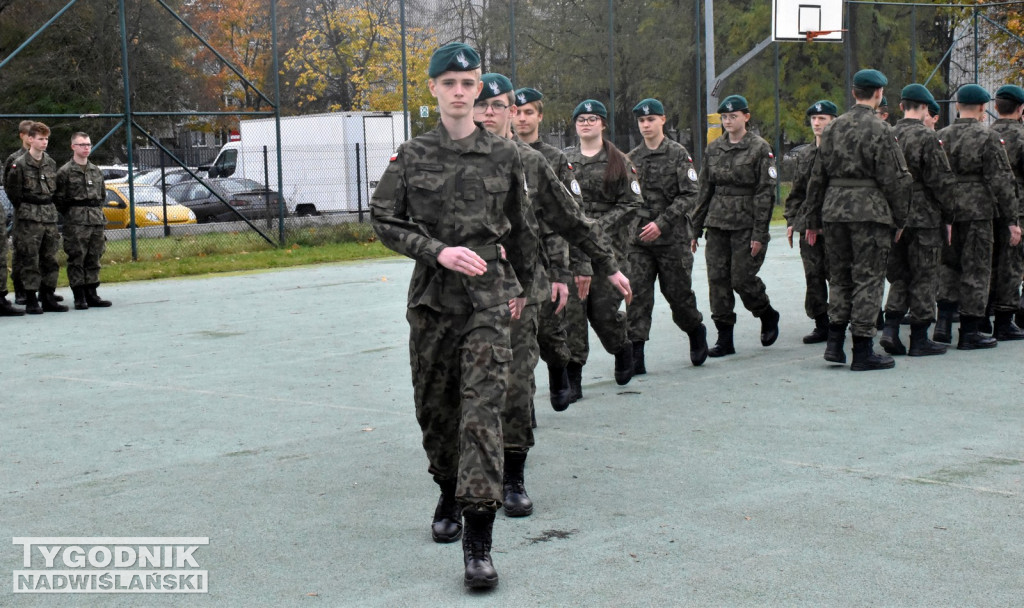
[131,167,207,190]
[99,165,133,181]
[165,177,289,223]
[103,184,197,229]
[1,190,12,233]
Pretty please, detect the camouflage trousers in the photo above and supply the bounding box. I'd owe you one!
[626,241,703,342]
[503,303,538,451]
[704,227,771,325]
[884,227,942,323]
[407,304,511,511]
[989,221,1024,312]
[798,232,829,319]
[13,219,60,291]
[938,219,992,317]
[10,216,24,292]
[537,294,571,369]
[1,216,8,296]
[824,222,892,338]
[564,271,630,366]
[63,223,105,287]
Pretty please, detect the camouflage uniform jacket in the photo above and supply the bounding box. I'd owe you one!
[4,151,59,223]
[989,117,1024,222]
[689,131,776,243]
[564,146,643,250]
[937,118,1018,225]
[783,143,817,233]
[528,139,583,280]
[54,160,106,226]
[803,104,911,229]
[892,118,956,228]
[3,148,27,184]
[370,122,539,315]
[628,137,699,245]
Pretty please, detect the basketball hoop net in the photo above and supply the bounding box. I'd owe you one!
[805,29,848,42]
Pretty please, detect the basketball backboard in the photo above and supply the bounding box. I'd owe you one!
[773,0,844,42]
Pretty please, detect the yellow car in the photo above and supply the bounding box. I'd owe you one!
[104,184,197,229]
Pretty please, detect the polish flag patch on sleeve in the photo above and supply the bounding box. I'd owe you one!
[389,151,399,162]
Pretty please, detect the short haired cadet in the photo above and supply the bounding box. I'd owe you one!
[956,84,990,105]
[427,41,480,77]
[514,88,543,106]
[478,73,514,101]
[806,100,839,117]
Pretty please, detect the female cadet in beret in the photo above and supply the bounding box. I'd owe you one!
[687,94,780,357]
[562,99,643,396]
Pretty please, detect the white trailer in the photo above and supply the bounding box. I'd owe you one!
[207,111,408,215]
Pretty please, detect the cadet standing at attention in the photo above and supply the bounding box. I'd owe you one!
[4,120,34,306]
[881,85,955,357]
[370,43,539,590]
[564,99,642,391]
[626,98,708,371]
[934,84,1020,349]
[688,94,780,357]
[785,100,838,344]
[54,132,112,310]
[3,122,67,315]
[474,73,630,519]
[802,69,911,370]
[0,180,24,315]
[985,84,1024,340]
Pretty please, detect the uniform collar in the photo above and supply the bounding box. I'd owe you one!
[720,131,752,150]
[436,121,493,154]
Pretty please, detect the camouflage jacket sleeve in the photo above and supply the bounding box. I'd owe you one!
[801,137,829,231]
[688,160,714,237]
[594,160,643,236]
[784,146,814,230]
[875,126,912,228]
[658,149,698,235]
[752,139,777,243]
[542,231,572,285]
[53,162,73,210]
[3,157,22,205]
[987,134,1019,224]
[919,134,957,225]
[502,150,540,297]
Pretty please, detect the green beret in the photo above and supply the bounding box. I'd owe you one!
[717,95,748,114]
[514,88,543,106]
[852,69,887,88]
[478,73,513,102]
[927,99,941,117]
[900,84,934,105]
[806,100,838,117]
[632,98,665,116]
[957,84,990,105]
[995,85,1024,105]
[428,42,480,78]
[878,97,888,108]
[573,99,607,121]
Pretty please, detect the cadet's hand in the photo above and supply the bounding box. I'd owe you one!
[805,229,820,247]
[437,247,487,276]
[894,228,904,243]
[551,282,569,314]
[607,271,632,305]
[509,296,526,320]
[945,224,953,245]
[639,221,662,243]
[750,241,763,257]
[575,275,592,300]
[690,239,699,254]
[786,226,794,248]
[1010,224,1022,247]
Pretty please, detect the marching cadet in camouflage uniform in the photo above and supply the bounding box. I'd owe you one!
[54,132,112,310]
[370,43,540,590]
[803,69,912,371]
[626,98,708,370]
[564,99,642,392]
[689,94,780,357]
[881,85,956,357]
[0,188,25,315]
[785,100,837,344]
[476,74,630,519]
[986,85,1024,340]
[3,122,67,315]
[4,120,34,305]
[934,84,1021,350]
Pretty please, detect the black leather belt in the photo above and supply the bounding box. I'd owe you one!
[829,178,878,188]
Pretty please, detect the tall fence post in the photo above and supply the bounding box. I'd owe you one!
[356,143,363,224]
[263,145,272,232]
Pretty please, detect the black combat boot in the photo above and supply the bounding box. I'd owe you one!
[932,301,955,344]
[71,286,89,310]
[23,291,42,315]
[566,362,583,403]
[687,323,709,366]
[613,344,634,385]
[823,323,847,364]
[0,294,25,316]
[631,341,646,375]
[758,305,780,346]
[850,336,895,371]
[957,316,998,350]
[85,283,112,308]
[993,311,1024,341]
[431,479,463,543]
[907,322,947,356]
[803,313,829,344]
[39,288,68,312]
[708,320,735,357]
[502,450,533,518]
[462,510,498,589]
[879,312,907,356]
[547,364,573,411]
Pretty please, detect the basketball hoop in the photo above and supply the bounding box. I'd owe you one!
[805,29,848,42]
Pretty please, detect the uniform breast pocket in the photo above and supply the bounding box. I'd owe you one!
[406,172,446,226]
[482,176,511,200]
